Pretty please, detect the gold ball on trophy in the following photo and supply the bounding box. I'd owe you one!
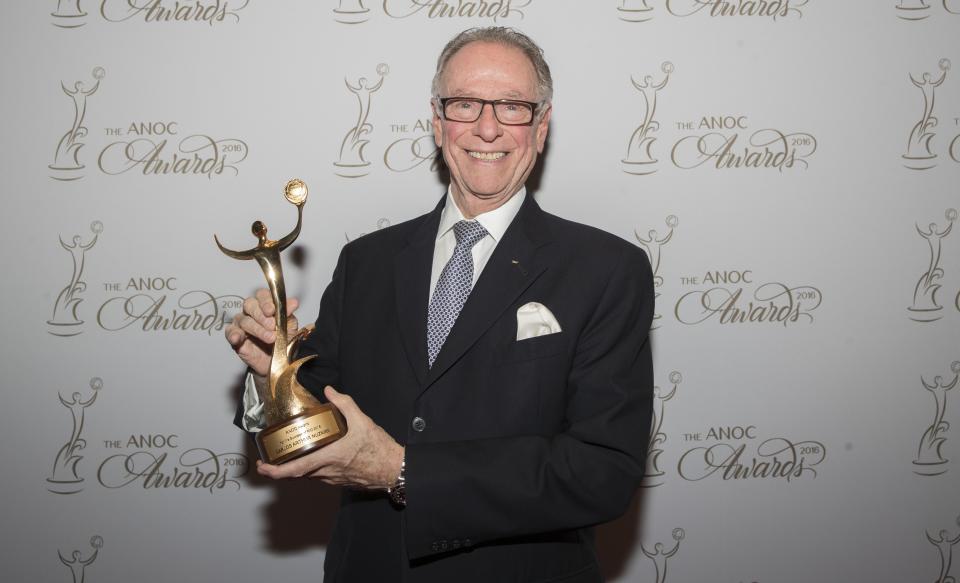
[284,179,308,206]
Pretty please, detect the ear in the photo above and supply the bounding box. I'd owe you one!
[535,104,552,153]
[432,98,444,148]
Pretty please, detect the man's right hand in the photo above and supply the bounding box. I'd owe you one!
[224,288,300,377]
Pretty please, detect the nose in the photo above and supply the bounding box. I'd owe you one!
[473,102,503,142]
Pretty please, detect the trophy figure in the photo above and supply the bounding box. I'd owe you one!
[215,179,347,464]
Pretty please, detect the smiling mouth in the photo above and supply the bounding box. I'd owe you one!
[468,150,507,161]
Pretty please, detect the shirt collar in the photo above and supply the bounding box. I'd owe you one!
[436,187,527,243]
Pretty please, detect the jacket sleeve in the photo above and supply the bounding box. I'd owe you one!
[295,247,347,399]
[404,243,655,560]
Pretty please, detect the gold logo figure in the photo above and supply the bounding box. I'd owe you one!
[908,208,956,322]
[59,535,103,583]
[642,371,682,487]
[47,378,102,494]
[926,517,960,583]
[215,180,346,464]
[635,214,678,327]
[49,67,104,181]
[623,62,673,175]
[334,64,389,178]
[333,0,370,24]
[51,0,87,28]
[903,59,950,170]
[618,0,655,22]
[641,528,685,583]
[48,220,103,336]
[913,361,960,476]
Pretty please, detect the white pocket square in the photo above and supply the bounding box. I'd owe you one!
[516,302,562,341]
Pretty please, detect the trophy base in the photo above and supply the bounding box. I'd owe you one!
[895,5,930,21]
[908,306,943,322]
[617,7,654,22]
[332,8,370,24]
[622,158,658,175]
[47,478,84,495]
[256,404,347,465]
[912,459,948,476]
[902,154,937,170]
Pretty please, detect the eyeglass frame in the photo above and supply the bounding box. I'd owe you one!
[434,96,545,126]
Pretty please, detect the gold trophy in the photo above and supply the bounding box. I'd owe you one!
[216,179,346,464]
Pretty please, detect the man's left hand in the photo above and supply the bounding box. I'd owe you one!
[256,386,404,490]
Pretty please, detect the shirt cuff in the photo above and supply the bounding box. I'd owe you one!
[241,371,266,432]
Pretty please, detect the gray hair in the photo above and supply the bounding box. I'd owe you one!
[431,27,553,103]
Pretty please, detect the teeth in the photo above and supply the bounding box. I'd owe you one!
[468,151,507,161]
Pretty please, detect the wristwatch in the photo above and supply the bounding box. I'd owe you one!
[388,457,406,508]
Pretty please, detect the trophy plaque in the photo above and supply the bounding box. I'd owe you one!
[216,179,347,464]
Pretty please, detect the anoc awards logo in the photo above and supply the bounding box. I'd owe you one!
[635,214,678,328]
[58,535,103,583]
[925,515,960,583]
[903,59,953,170]
[642,370,683,488]
[333,0,534,24]
[44,377,249,493]
[52,0,250,28]
[335,64,390,178]
[617,0,809,23]
[47,378,102,494]
[49,67,248,180]
[334,63,439,178]
[677,423,826,483]
[896,0,960,20]
[908,208,958,322]
[48,221,103,336]
[622,63,674,176]
[641,528,685,583]
[674,269,822,327]
[46,225,242,337]
[49,67,105,181]
[912,360,959,477]
[622,62,817,174]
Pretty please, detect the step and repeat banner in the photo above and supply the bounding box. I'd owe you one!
[1,1,958,582]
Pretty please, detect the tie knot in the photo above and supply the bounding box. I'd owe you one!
[453,220,488,248]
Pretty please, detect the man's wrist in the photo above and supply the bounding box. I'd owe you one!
[387,447,406,508]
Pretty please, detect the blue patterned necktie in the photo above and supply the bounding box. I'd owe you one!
[427,220,488,368]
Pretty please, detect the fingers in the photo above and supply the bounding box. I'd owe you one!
[234,309,275,344]
[324,386,360,419]
[257,449,330,480]
[254,288,274,318]
[224,322,247,348]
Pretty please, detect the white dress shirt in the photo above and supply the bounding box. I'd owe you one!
[429,187,526,297]
[241,188,527,431]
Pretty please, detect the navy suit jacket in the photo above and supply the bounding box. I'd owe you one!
[253,193,654,582]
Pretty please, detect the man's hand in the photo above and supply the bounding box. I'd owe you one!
[224,288,300,377]
[257,386,405,491]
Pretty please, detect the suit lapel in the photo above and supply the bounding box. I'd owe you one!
[422,195,553,393]
[394,200,444,388]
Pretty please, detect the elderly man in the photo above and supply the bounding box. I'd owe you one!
[226,27,654,582]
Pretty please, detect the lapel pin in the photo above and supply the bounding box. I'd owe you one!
[511,259,528,275]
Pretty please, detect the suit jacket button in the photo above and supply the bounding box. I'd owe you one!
[440,540,448,551]
[463,538,472,547]
[412,417,426,432]
[452,539,461,549]
[431,542,439,552]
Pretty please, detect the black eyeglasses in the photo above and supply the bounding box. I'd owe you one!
[437,97,541,126]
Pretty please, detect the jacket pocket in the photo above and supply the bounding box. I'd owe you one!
[498,332,567,363]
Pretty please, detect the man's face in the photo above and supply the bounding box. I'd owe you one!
[432,41,551,214]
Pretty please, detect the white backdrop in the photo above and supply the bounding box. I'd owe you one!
[1,1,959,582]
